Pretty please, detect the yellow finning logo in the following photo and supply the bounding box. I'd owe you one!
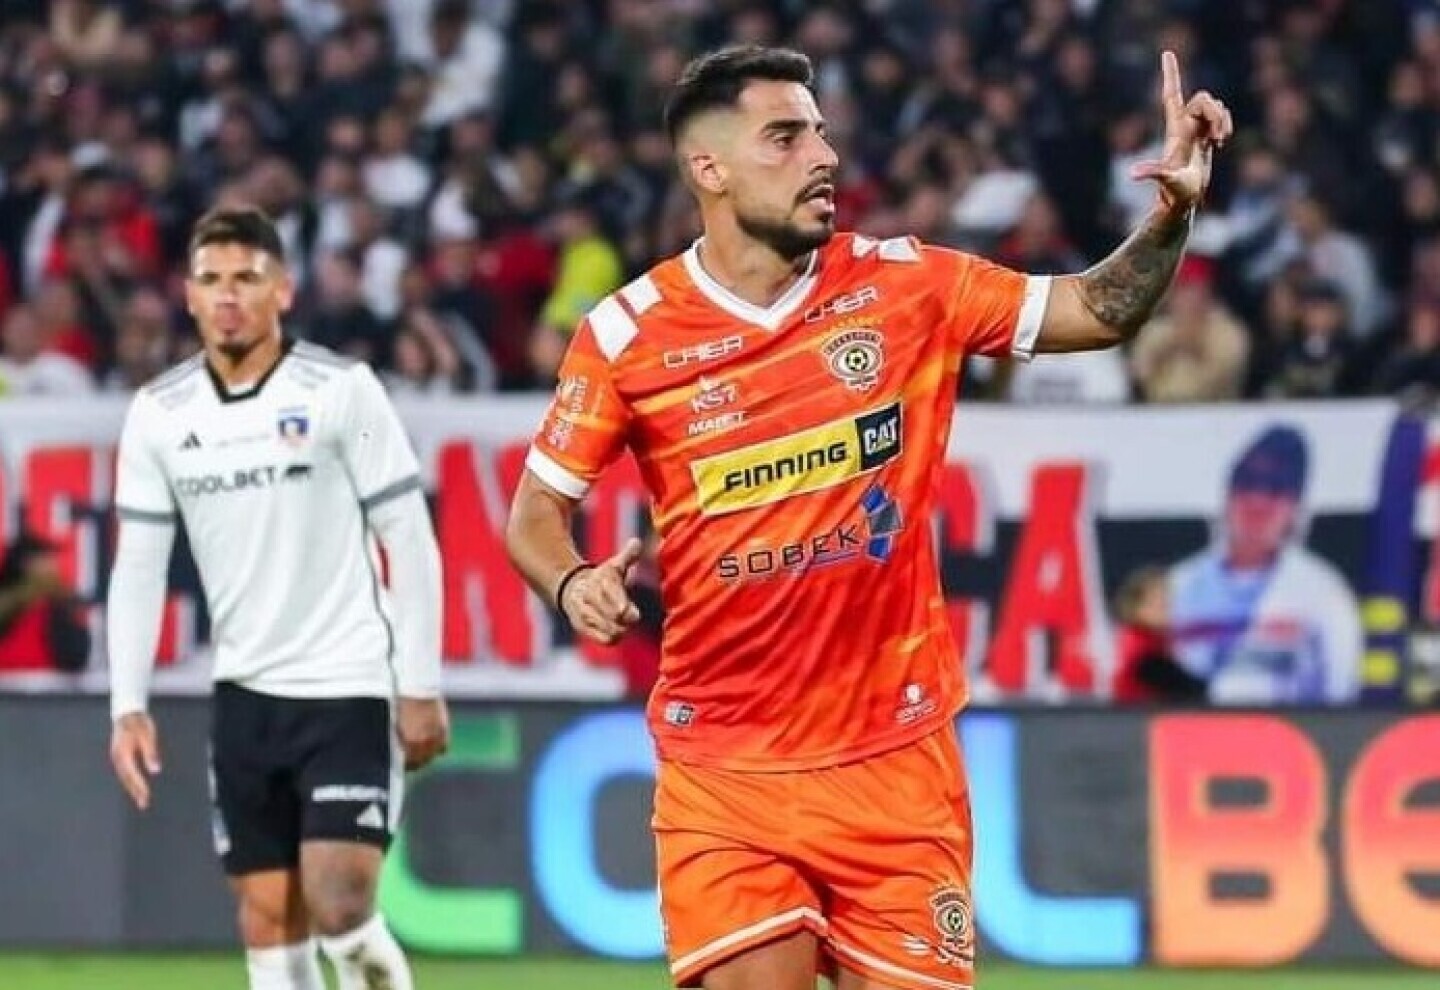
[690,402,902,515]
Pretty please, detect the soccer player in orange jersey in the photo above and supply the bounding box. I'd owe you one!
[508,45,1231,990]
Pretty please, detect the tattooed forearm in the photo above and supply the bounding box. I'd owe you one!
[1077,204,1193,339]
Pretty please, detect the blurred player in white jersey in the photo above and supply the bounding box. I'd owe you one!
[1170,424,1362,704]
[106,207,448,990]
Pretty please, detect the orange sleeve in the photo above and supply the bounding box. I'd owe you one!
[525,316,630,498]
[925,246,1053,360]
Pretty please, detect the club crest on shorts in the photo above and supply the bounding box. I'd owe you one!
[929,884,975,967]
[820,319,884,392]
[277,407,310,448]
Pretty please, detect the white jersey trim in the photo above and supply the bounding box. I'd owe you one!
[682,239,819,331]
[525,448,589,499]
[1012,275,1053,362]
[589,296,641,362]
[359,474,423,512]
[619,274,661,315]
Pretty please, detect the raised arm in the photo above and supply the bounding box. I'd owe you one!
[1037,51,1233,353]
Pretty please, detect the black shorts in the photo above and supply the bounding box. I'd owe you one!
[209,682,400,876]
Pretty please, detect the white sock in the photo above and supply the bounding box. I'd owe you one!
[245,940,326,990]
[317,913,414,990]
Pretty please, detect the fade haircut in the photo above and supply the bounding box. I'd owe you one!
[188,206,285,265]
[663,45,814,144]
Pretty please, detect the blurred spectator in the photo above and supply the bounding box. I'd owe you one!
[0,303,93,396]
[1371,295,1440,398]
[1110,565,1206,705]
[304,250,388,365]
[363,108,432,213]
[102,288,175,393]
[532,189,623,382]
[32,277,99,370]
[420,0,506,128]
[1131,256,1249,403]
[385,308,462,397]
[0,532,90,674]
[1261,277,1356,399]
[1284,192,1386,338]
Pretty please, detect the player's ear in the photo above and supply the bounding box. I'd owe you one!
[273,265,296,314]
[688,151,726,196]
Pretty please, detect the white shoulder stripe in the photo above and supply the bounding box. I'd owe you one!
[878,236,919,262]
[852,235,877,258]
[1011,275,1053,362]
[619,275,661,315]
[588,296,639,362]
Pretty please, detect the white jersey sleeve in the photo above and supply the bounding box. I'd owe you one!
[108,391,177,718]
[337,364,442,697]
[339,364,423,509]
[114,391,176,521]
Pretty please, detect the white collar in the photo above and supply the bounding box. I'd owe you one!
[681,239,819,331]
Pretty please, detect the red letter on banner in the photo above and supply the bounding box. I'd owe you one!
[1151,715,1327,965]
[935,462,991,672]
[985,463,1104,693]
[436,440,533,664]
[1343,716,1440,965]
[24,447,95,592]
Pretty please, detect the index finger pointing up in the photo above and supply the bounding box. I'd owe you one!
[1161,50,1185,122]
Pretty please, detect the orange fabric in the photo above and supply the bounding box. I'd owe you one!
[654,728,976,989]
[531,233,1028,770]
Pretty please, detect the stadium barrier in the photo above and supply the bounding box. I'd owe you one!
[0,396,1432,703]
[1,698,1435,968]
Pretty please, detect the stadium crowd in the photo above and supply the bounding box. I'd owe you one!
[0,0,1436,402]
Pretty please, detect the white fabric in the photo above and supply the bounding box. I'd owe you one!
[317,914,414,990]
[107,516,177,718]
[245,941,326,990]
[110,344,433,704]
[367,489,444,697]
[0,354,95,396]
[1007,347,1130,404]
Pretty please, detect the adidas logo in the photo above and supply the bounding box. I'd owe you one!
[356,804,385,829]
[179,432,201,451]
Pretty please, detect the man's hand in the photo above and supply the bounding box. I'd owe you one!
[1131,51,1234,210]
[110,712,161,811]
[559,538,643,645]
[397,696,450,771]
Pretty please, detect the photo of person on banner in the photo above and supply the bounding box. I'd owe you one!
[1169,424,1363,704]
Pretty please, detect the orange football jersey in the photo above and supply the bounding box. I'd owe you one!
[527,233,1050,770]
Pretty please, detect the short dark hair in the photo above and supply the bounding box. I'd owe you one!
[188,206,285,265]
[663,45,814,143]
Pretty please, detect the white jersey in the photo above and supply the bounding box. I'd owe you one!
[1169,544,1363,705]
[113,340,423,699]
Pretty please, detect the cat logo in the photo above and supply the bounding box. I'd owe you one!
[690,402,901,514]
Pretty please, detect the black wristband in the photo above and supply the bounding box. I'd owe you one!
[553,562,596,617]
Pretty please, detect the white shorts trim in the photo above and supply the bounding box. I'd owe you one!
[829,936,972,990]
[670,906,826,975]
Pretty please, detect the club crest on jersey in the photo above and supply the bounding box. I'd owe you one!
[821,320,884,392]
[277,407,310,448]
[929,885,975,968]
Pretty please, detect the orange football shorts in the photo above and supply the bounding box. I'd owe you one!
[653,727,976,989]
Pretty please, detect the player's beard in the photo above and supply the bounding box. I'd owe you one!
[735,206,834,261]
